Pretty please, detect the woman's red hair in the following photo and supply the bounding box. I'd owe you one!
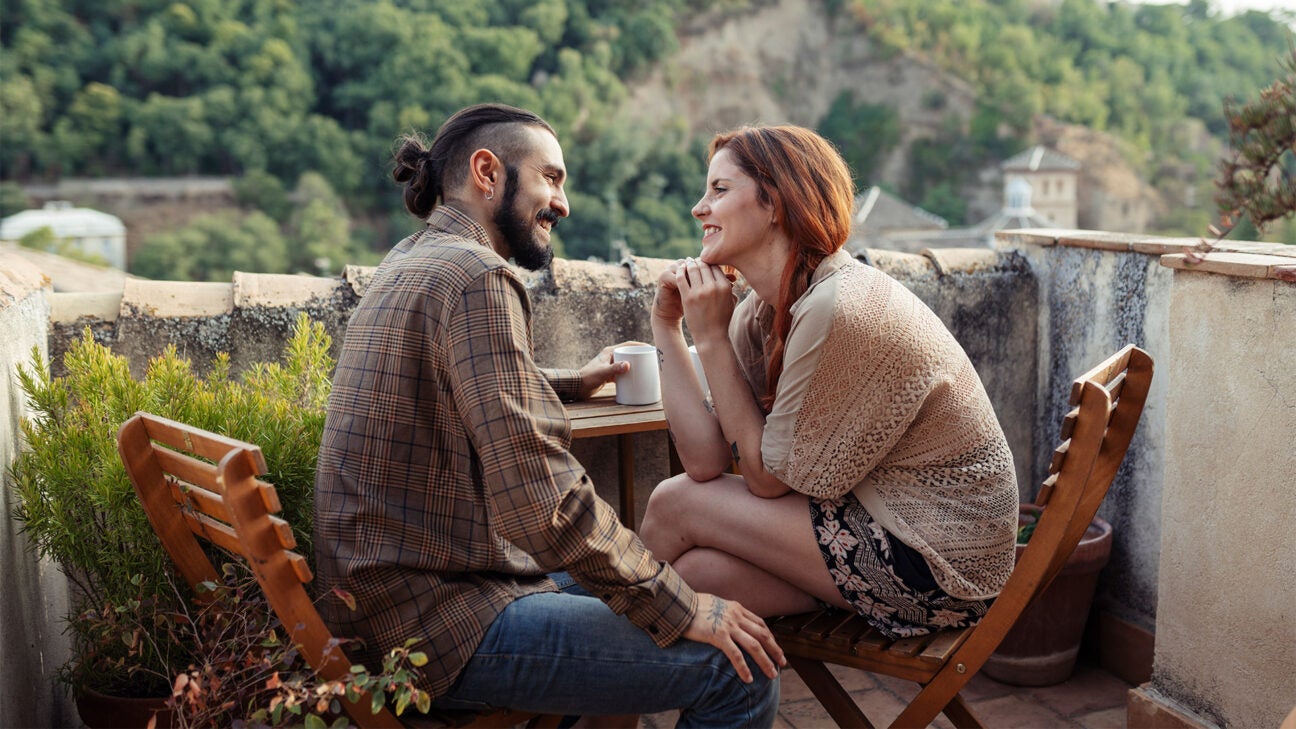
[709,126,855,408]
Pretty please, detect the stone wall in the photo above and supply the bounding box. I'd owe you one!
[0,253,74,728]
[996,230,1183,643]
[44,249,1039,529]
[1136,249,1296,729]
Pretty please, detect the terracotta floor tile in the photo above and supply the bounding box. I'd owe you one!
[1074,706,1128,729]
[968,693,1079,728]
[777,697,836,727]
[828,663,881,692]
[961,671,1019,702]
[1026,665,1133,717]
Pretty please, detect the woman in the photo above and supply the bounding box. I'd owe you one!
[640,125,1018,638]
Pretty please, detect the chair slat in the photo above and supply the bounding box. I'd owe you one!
[287,551,313,584]
[887,635,932,658]
[167,475,228,522]
[918,628,971,662]
[182,510,246,558]
[1106,370,1126,401]
[826,616,878,651]
[803,610,857,639]
[1049,439,1070,474]
[155,446,220,495]
[1060,406,1079,440]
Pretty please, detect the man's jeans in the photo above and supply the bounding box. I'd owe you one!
[432,573,781,727]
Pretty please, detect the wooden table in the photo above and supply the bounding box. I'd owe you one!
[566,383,671,527]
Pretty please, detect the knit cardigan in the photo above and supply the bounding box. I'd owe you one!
[732,250,1018,600]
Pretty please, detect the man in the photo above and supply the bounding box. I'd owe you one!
[314,103,783,725]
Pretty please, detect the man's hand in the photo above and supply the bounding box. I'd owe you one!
[682,593,785,683]
[575,341,646,400]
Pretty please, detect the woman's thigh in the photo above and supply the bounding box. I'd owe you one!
[643,473,844,608]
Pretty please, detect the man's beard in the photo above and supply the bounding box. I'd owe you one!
[494,165,555,271]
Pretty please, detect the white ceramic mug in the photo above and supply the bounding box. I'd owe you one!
[613,345,661,405]
[689,344,709,395]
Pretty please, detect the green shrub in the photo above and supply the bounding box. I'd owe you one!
[8,313,333,697]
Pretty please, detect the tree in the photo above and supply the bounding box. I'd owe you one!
[0,182,29,218]
[0,74,44,177]
[1216,47,1296,235]
[132,211,289,281]
[817,92,901,185]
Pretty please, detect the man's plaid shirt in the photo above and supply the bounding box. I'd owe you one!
[313,205,696,697]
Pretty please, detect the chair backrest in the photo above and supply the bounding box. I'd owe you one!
[118,412,402,729]
[946,344,1153,680]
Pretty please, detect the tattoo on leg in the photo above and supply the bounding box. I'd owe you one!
[730,441,741,465]
[708,597,728,633]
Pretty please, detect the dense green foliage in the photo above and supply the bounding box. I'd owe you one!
[840,0,1294,228]
[2,0,1293,266]
[8,314,333,695]
[1,0,710,265]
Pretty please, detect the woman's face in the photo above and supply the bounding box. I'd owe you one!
[691,148,773,267]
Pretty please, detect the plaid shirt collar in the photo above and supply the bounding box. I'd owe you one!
[426,204,495,251]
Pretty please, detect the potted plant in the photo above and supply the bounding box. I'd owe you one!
[8,314,334,725]
[981,504,1113,687]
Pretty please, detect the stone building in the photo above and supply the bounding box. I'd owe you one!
[1001,145,1081,230]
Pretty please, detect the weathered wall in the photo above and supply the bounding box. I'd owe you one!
[1148,254,1296,729]
[44,250,1038,529]
[0,253,75,728]
[996,230,1180,634]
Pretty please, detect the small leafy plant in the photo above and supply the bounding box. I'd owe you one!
[8,313,333,698]
[162,563,432,729]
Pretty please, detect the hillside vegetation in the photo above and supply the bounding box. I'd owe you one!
[1,0,1292,279]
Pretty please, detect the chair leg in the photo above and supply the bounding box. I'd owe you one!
[889,667,979,729]
[787,655,877,729]
[939,693,984,729]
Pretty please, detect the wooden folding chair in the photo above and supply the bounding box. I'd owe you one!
[767,344,1154,728]
[118,412,558,729]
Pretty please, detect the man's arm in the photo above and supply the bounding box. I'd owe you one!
[446,268,694,645]
[541,342,639,402]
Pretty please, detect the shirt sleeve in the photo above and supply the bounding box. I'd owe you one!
[539,368,584,401]
[446,268,696,645]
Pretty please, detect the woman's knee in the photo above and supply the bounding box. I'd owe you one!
[644,472,699,522]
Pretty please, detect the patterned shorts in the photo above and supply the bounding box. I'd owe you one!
[809,492,991,640]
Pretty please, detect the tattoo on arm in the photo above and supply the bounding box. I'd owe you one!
[703,399,715,415]
[657,347,665,367]
[730,442,741,465]
[708,597,728,633]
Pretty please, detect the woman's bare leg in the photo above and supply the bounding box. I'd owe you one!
[673,547,820,616]
[640,473,852,614]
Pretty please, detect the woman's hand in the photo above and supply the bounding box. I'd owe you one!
[676,258,737,345]
[682,593,785,683]
[652,260,687,326]
[575,341,642,400]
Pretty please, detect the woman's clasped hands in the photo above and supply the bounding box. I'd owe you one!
[654,257,738,344]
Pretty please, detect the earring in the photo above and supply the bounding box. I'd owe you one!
[485,188,495,201]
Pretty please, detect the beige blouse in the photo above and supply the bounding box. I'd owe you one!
[730,249,1018,600]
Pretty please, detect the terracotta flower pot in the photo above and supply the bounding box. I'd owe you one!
[75,687,174,729]
[982,503,1112,687]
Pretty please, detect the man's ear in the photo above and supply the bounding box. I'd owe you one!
[468,149,502,200]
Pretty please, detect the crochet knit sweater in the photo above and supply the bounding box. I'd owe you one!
[732,250,1018,600]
